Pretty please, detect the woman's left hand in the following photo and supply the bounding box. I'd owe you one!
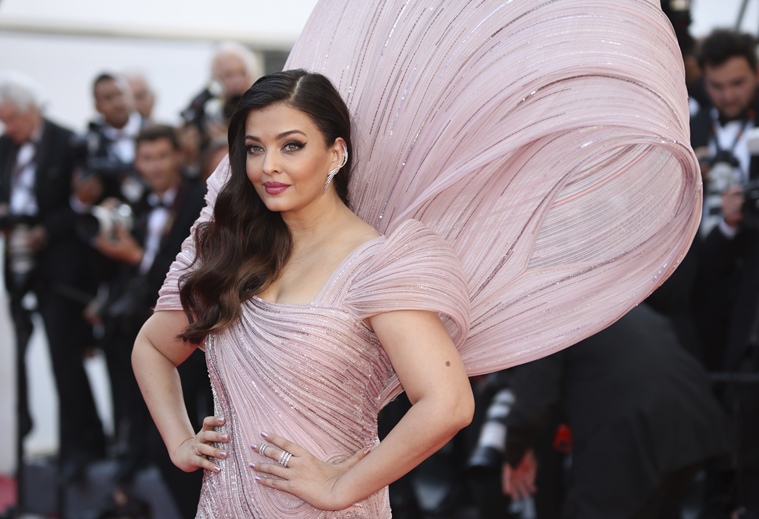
[250,432,368,511]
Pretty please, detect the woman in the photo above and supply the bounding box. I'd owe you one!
[132,69,475,517]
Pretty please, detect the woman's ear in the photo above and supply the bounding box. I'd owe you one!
[332,137,347,167]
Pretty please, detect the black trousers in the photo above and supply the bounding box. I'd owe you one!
[8,279,105,456]
[39,286,105,454]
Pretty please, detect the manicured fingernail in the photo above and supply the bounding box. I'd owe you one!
[254,476,262,482]
[219,451,227,459]
[220,434,229,441]
[217,417,225,424]
[249,463,255,469]
[251,444,258,451]
[213,466,221,473]
[364,447,372,455]
[260,431,269,438]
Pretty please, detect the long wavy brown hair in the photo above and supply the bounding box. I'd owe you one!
[178,69,354,343]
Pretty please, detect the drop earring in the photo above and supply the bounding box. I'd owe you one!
[323,145,349,193]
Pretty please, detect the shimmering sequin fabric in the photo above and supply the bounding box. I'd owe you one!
[156,170,469,517]
[285,0,702,372]
[156,0,701,515]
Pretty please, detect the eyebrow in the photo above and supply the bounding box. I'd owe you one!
[245,130,307,141]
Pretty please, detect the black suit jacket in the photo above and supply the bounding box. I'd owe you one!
[501,304,729,516]
[700,225,759,371]
[0,118,97,296]
[690,101,759,182]
[102,179,206,335]
[139,179,206,299]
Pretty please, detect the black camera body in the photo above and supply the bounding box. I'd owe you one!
[75,202,134,243]
[71,123,134,184]
[180,80,224,130]
[703,150,741,197]
[704,149,741,168]
[468,387,515,472]
[0,212,40,295]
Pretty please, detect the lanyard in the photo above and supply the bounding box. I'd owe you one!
[710,108,755,156]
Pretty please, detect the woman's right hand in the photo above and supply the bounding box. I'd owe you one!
[171,416,230,473]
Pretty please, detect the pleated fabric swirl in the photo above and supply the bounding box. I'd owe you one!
[154,0,701,516]
[285,0,701,373]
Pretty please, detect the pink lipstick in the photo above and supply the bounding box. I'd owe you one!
[263,181,289,195]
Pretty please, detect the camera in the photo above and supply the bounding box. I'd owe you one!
[180,80,224,129]
[468,387,515,471]
[75,203,134,243]
[71,125,134,183]
[71,126,145,203]
[0,211,38,294]
[7,223,35,276]
[700,150,742,235]
[703,150,741,196]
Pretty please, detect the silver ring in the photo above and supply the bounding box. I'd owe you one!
[278,450,292,467]
[259,443,268,457]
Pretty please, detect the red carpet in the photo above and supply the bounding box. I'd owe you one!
[0,476,16,511]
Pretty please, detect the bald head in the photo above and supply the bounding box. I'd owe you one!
[125,71,156,120]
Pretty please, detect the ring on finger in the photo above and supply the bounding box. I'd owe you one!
[278,450,292,468]
[259,443,268,458]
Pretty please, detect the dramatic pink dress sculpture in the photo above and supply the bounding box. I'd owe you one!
[156,0,701,516]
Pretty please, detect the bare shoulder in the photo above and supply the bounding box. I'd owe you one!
[342,212,381,248]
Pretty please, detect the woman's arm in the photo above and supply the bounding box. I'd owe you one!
[252,309,474,510]
[132,310,228,472]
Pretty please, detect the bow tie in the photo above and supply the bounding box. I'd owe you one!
[148,196,171,210]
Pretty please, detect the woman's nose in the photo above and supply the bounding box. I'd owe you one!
[262,151,281,174]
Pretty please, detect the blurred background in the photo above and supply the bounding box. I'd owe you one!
[0,0,320,477]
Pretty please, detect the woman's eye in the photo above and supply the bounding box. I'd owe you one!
[283,141,304,152]
[247,144,264,154]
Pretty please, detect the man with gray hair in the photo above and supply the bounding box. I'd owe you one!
[0,71,106,485]
[181,41,261,148]
[211,41,261,101]
[124,70,156,122]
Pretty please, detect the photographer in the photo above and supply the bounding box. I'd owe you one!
[690,29,759,237]
[89,124,210,518]
[178,42,260,177]
[73,72,146,208]
[0,72,106,483]
[698,186,759,515]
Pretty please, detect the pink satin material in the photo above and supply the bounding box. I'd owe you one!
[285,0,701,373]
[155,0,700,516]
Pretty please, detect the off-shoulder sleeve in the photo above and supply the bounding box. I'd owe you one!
[154,156,231,312]
[344,219,471,347]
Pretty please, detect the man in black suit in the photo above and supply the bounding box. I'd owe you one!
[698,187,759,515]
[690,29,759,237]
[0,72,106,483]
[91,124,210,518]
[492,304,730,518]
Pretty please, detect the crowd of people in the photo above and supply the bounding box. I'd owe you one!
[0,42,260,517]
[1,3,759,519]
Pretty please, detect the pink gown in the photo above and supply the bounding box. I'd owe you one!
[156,0,701,516]
[156,162,470,517]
